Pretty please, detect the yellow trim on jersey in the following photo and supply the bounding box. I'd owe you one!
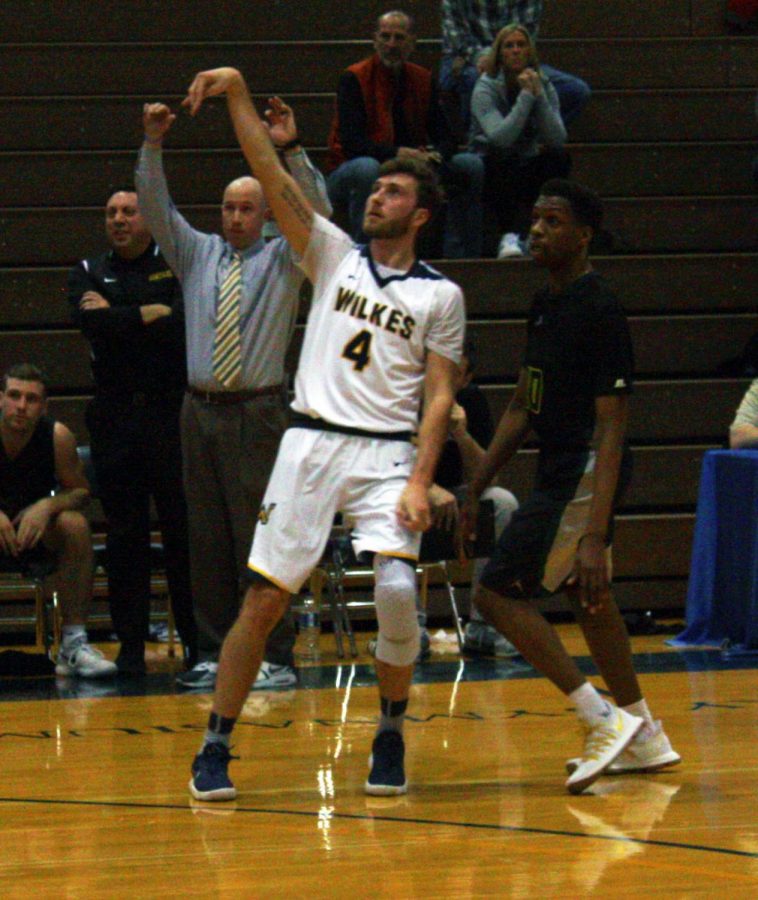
[247,563,293,594]
[377,550,420,563]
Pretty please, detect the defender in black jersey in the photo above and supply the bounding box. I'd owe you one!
[462,180,679,793]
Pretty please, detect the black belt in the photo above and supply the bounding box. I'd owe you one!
[289,413,412,442]
[187,385,283,404]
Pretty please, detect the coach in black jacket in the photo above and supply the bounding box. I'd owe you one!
[68,188,196,674]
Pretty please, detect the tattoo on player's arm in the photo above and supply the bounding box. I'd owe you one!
[281,184,312,227]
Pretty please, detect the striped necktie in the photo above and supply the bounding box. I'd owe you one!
[212,251,243,388]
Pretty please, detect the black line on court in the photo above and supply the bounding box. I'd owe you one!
[1,795,757,861]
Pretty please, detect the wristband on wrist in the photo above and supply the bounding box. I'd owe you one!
[143,134,162,146]
[278,138,302,152]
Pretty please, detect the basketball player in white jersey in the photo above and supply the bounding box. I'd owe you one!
[182,68,466,801]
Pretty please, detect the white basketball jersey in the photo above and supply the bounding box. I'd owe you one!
[294,215,466,432]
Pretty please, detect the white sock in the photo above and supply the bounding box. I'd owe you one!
[623,699,656,737]
[569,682,611,723]
[62,625,86,649]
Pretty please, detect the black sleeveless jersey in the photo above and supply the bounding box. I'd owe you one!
[0,415,56,519]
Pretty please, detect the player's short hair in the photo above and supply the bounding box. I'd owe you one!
[2,363,49,395]
[538,179,604,234]
[377,156,444,219]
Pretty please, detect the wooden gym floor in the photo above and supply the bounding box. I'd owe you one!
[1,626,757,897]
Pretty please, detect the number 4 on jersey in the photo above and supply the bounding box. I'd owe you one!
[342,329,373,372]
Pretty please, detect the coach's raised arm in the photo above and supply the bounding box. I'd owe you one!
[184,67,313,257]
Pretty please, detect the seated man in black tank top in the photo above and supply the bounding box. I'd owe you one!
[0,363,116,679]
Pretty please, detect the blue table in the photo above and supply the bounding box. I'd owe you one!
[671,449,758,652]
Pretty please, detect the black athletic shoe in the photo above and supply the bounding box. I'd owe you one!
[115,643,147,677]
[176,660,218,688]
[189,742,238,801]
[365,730,408,796]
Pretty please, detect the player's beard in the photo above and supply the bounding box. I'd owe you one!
[362,209,414,239]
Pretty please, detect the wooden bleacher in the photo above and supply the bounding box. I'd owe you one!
[0,0,755,625]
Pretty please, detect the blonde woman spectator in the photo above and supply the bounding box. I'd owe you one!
[470,23,570,257]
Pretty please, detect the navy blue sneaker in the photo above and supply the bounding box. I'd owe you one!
[189,743,238,801]
[365,731,408,796]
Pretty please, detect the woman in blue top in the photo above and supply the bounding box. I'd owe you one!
[470,24,571,258]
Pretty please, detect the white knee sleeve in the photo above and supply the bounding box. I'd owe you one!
[373,555,419,667]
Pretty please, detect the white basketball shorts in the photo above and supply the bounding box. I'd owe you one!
[247,426,421,593]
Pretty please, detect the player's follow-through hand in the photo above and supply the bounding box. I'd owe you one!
[183,67,244,116]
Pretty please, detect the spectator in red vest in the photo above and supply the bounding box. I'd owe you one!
[327,9,484,258]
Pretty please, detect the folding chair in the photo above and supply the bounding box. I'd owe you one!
[309,499,495,658]
[0,551,59,654]
[415,498,495,651]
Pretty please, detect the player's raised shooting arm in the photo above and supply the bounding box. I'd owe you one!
[184,68,313,256]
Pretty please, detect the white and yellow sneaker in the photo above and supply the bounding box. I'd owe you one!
[566,720,680,776]
[565,707,643,795]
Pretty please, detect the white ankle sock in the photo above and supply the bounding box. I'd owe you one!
[623,699,656,737]
[622,698,651,721]
[569,682,611,723]
[62,625,86,649]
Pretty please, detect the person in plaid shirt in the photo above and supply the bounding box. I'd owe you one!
[440,1,590,132]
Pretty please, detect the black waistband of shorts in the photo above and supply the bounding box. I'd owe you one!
[289,413,412,443]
